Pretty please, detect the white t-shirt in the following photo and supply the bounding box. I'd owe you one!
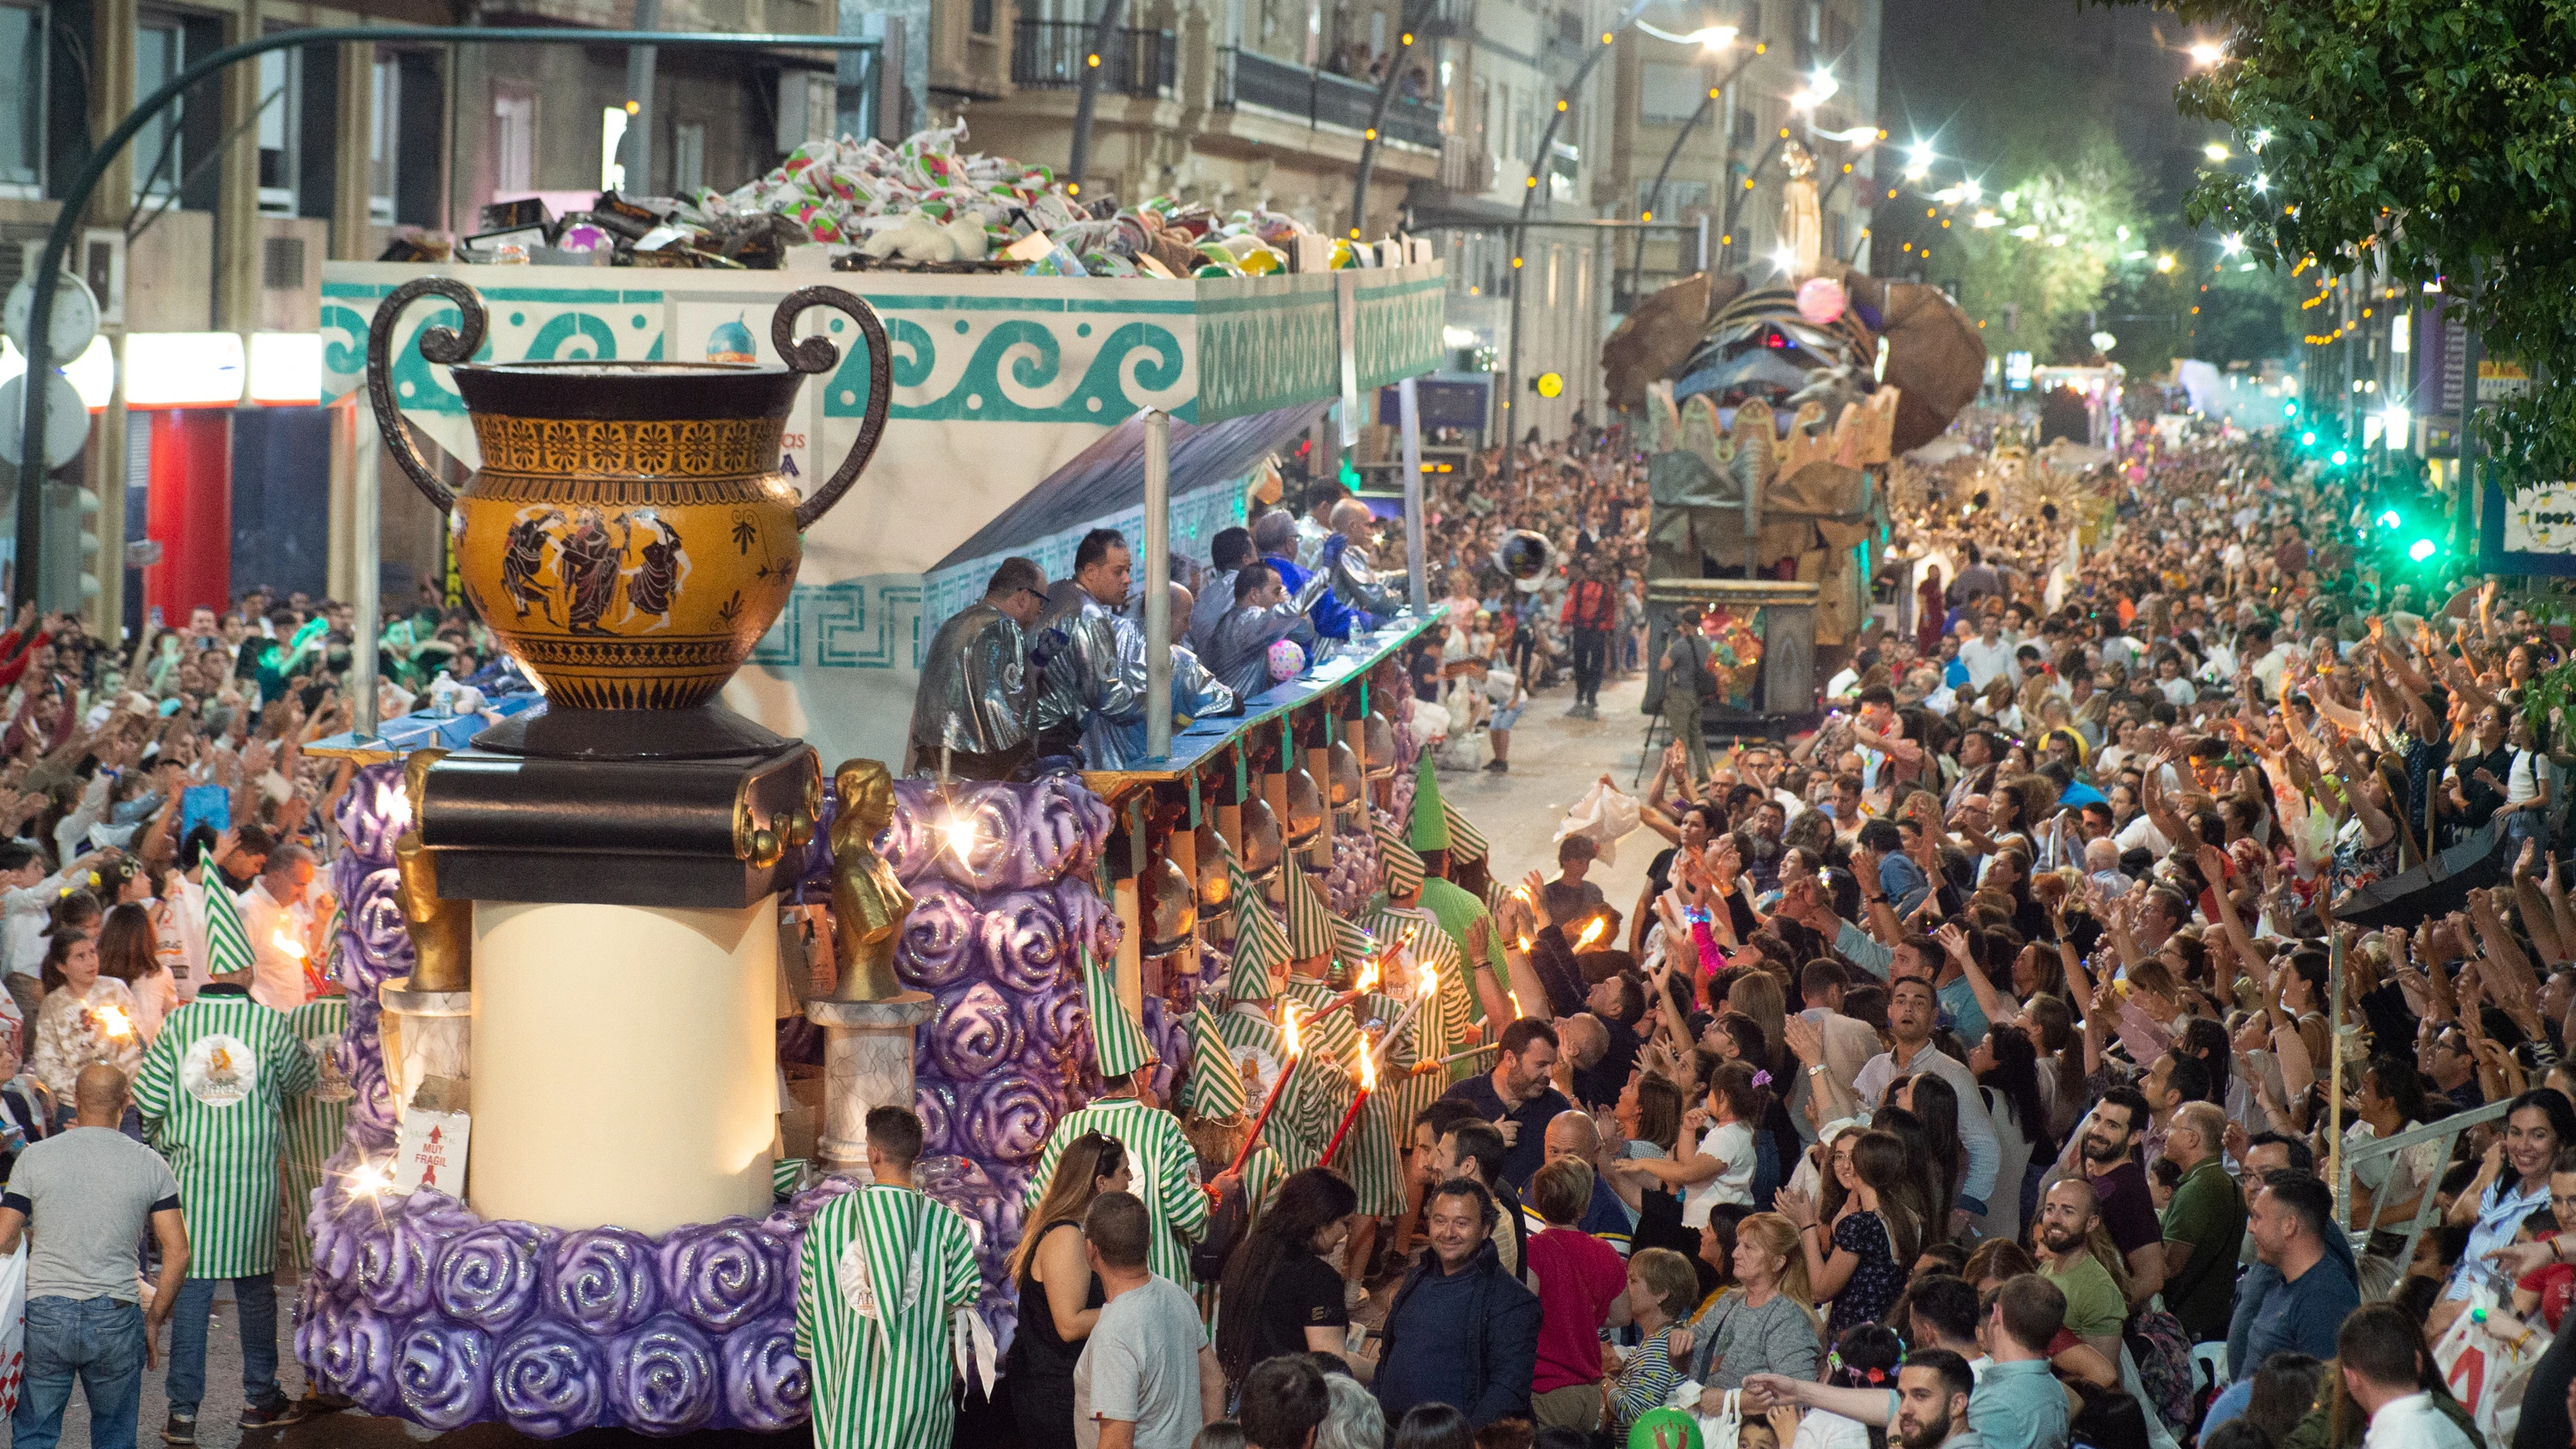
[1958,637,2015,689]
[1073,1275,1206,1449]
[1681,1119,1757,1226]
[2361,1393,2476,1449]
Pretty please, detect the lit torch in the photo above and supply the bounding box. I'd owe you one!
[91,1003,132,1040]
[1320,1040,1375,1167]
[1574,915,1609,952]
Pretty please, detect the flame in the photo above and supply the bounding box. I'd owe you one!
[1281,1001,1303,1058]
[1575,916,1609,951]
[1357,1042,1376,1092]
[1507,988,1526,1019]
[273,928,307,961]
[1418,960,1438,1000]
[92,1003,131,1039]
[1515,934,1534,953]
[1513,883,1535,906]
[943,815,980,860]
[1356,955,1379,994]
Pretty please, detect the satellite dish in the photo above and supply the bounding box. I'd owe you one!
[0,372,91,470]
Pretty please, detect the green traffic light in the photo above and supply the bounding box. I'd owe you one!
[2330,449,2349,465]
[2283,401,2298,417]
[2408,538,2438,562]
[2378,508,2403,529]
[2300,431,2317,446]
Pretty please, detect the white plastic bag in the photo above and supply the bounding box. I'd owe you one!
[2432,1282,2544,1442]
[1693,1385,1743,1449]
[0,1240,24,1416]
[1557,779,1643,866]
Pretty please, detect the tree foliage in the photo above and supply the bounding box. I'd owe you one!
[1938,135,2150,365]
[2136,0,2576,491]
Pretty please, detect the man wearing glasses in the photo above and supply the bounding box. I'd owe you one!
[906,556,1049,781]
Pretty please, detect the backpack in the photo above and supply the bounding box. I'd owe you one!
[1189,1173,1251,1282]
[2125,1302,2196,1434]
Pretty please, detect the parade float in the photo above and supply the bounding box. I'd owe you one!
[295,124,1466,1437]
[1602,144,1988,728]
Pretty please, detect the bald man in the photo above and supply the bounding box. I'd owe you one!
[1526,1110,1633,1257]
[2035,1179,2126,1361]
[1319,499,1405,635]
[1,1064,191,1449]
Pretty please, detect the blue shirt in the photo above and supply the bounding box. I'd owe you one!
[1439,1075,1574,1190]
[1966,1358,2070,1449]
[1522,1174,1636,1257]
[1879,852,1932,917]
[1938,973,1991,1046]
[2228,1255,2360,1380]
[2449,1176,2549,1300]
[1267,552,1359,641]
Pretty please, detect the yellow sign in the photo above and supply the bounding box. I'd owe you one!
[1534,372,1564,398]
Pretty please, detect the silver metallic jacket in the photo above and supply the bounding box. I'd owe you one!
[1083,614,1242,769]
[1032,587,1140,737]
[904,598,1031,765]
[1327,538,1407,621]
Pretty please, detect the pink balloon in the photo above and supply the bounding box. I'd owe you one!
[1797,276,1849,326]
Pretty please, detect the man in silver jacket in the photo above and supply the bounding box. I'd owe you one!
[1186,526,1256,658]
[1204,561,1330,700]
[1322,498,1408,626]
[1084,582,1241,769]
[1030,528,1142,762]
[904,555,1048,779]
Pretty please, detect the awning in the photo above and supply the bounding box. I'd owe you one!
[931,401,1329,572]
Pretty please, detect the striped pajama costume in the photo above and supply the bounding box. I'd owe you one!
[1023,1094,1210,1289]
[795,1182,982,1449]
[132,985,319,1280]
[277,993,350,1271]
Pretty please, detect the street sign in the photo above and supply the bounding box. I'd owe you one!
[2,272,100,361]
[0,373,90,470]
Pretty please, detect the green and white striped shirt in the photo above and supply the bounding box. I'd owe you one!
[277,994,350,1273]
[794,1182,982,1449]
[131,983,318,1279]
[1024,1095,1209,1288]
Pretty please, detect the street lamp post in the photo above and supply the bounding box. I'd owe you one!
[1626,39,1760,297]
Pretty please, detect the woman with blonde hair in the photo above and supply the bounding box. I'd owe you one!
[1670,1211,1823,1404]
[1002,1131,1128,1449]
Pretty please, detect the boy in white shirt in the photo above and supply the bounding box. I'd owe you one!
[2337,1302,2476,1449]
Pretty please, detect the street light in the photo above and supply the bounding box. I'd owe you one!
[2187,40,2225,65]
[1633,21,1737,51]
[1904,142,1934,181]
[2204,142,2232,162]
[1789,65,1838,112]
[2221,233,2245,256]
[2154,254,2177,272]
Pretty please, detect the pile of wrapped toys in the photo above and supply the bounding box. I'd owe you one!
[384,122,1406,278]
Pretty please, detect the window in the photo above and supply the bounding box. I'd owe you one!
[369,56,399,223]
[256,47,298,215]
[0,3,41,195]
[1639,179,1710,213]
[972,0,995,33]
[671,122,705,195]
[135,20,185,199]
[493,92,534,197]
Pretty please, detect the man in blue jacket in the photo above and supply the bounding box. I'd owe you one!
[1374,1179,1541,1428]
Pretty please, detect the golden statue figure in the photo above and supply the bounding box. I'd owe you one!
[828,759,913,1003]
[395,749,472,992]
[1780,141,1823,282]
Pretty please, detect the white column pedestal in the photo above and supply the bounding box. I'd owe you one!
[805,992,936,1180]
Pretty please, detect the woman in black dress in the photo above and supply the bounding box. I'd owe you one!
[1003,1131,1128,1449]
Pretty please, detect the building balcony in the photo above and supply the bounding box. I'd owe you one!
[1215,47,1443,150]
[1012,19,1177,98]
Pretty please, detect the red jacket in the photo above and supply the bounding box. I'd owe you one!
[1560,579,1616,632]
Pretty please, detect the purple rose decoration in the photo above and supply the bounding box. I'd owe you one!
[493,1321,609,1439]
[307,1194,364,1289]
[979,890,1072,994]
[936,785,1023,894]
[929,981,1022,1080]
[896,882,981,990]
[1056,878,1121,963]
[880,780,936,883]
[308,1295,402,1416]
[718,1313,810,1434]
[916,1081,957,1157]
[396,1320,493,1431]
[607,1313,720,1436]
[355,1210,440,1320]
[1022,774,1113,885]
[435,1221,555,1335]
[1019,984,1087,1069]
[337,864,413,993]
[961,1076,1054,1164]
[334,761,413,867]
[655,1218,789,1335]
[551,1226,662,1336]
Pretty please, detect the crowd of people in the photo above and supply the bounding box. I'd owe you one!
[951,421,2576,1449]
[13,405,2576,1449]
[0,585,520,1447]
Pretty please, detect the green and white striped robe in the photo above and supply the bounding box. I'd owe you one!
[794,1183,982,1449]
[1273,977,1411,1214]
[1358,906,1467,1155]
[132,984,319,1279]
[276,994,350,1272]
[1023,1095,1209,1288]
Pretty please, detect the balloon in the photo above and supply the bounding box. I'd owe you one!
[1797,276,1850,325]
